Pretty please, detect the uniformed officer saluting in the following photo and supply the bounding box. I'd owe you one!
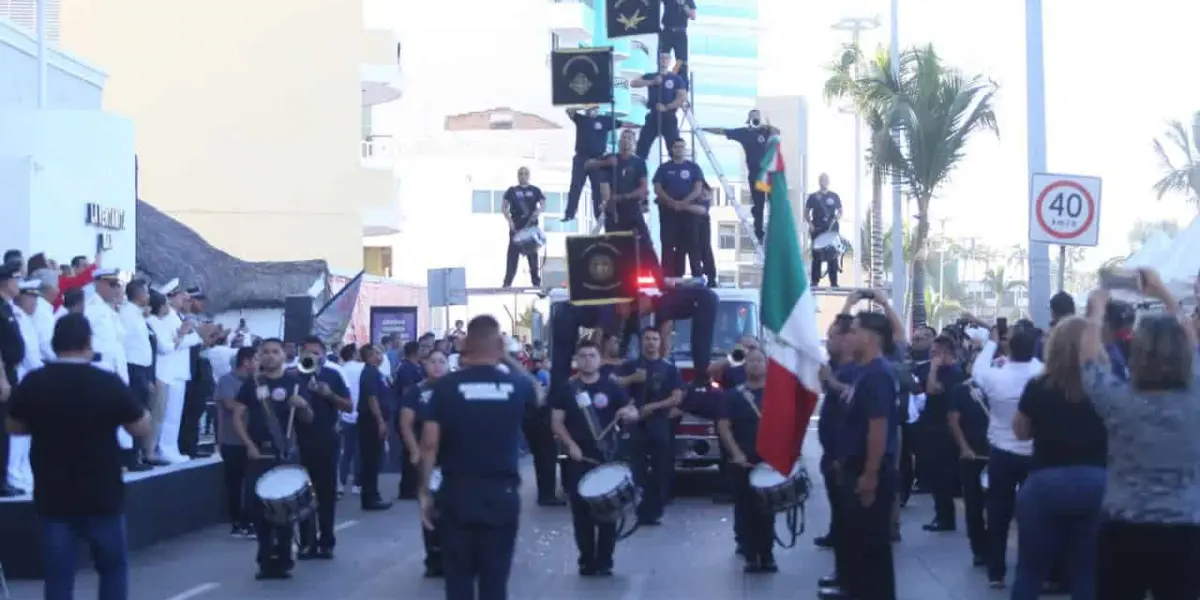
[631,54,688,161]
[417,315,541,600]
[399,349,449,578]
[615,327,683,526]
[563,106,617,223]
[828,311,900,600]
[501,167,545,289]
[292,336,352,560]
[550,340,639,576]
[702,109,779,243]
[716,348,777,573]
[653,138,706,278]
[229,338,314,580]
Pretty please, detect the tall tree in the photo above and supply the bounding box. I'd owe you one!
[1152,111,1200,208]
[877,46,1000,327]
[1127,218,1181,251]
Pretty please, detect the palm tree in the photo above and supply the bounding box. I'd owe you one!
[1127,218,1181,251]
[858,210,915,281]
[1007,244,1028,282]
[874,46,1000,327]
[824,44,906,291]
[1152,111,1200,208]
[983,266,1019,319]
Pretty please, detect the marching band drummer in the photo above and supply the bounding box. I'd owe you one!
[501,167,545,289]
[400,348,449,578]
[229,338,314,581]
[293,337,352,560]
[550,340,639,577]
[716,348,777,574]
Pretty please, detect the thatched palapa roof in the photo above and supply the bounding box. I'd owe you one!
[135,200,329,314]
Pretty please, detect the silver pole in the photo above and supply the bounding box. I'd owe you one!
[36,0,47,108]
[1025,0,1052,326]
[851,27,864,288]
[888,0,904,314]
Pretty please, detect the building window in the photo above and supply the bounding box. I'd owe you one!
[363,246,393,278]
[543,192,565,215]
[718,223,737,250]
[544,216,578,233]
[738,224,756,252]
[471,190,494,214]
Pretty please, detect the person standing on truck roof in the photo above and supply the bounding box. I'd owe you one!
[614,327,683,526]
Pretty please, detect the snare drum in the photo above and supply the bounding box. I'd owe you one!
[577,463,639,523]
[812,231,845,253]
[512,226,546,254]
[749,461,810,513]
[255,465,317,526]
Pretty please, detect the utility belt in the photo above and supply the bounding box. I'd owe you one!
[662,26,687,32]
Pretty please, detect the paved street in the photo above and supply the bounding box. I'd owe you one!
[7,445,1013,600]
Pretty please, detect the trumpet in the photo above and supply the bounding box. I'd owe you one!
[728,345,746,367]
[297,354,319,375]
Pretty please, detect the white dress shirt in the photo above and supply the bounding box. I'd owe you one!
[207,344,237,383]
[972,340,1043,456]
[119,302,153,368]
[147,309,201,384]
[14,303,42,380]
[84,295,129,384]
[32,297,56,362]
[339,360,365,424]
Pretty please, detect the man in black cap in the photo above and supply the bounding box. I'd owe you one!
[0,262,27,496]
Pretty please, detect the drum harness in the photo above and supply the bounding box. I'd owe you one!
[738,385,806,549]
[569,377,641,541]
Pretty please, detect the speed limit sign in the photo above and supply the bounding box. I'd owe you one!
[1028,172,1102,247]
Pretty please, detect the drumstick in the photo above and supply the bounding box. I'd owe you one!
[594,418,619,441]
[286,384,298,441]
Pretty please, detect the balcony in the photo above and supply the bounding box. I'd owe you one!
[545,0,595,46]
[361,134,395,170]
[361,63,403,106]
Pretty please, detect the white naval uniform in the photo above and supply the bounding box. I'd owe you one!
[85,295,134,450]
[6,302,39,491]
[33,296,57,362]
[147,308,201,462]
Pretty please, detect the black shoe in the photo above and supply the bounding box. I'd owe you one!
[128,460,154,472]
[818,587,853,600]
[0,484,21,497]
[578,564,597,577]
[297,547,319,561]
[734,545,747,558]
[638,518,662,526]
[594,566,614,577]
[315,547,334,560]
[362,500,393,511]
[819,575,839,588]
[813,535,835,549]
[743,562,763,574]
[922,522,956,532]
[537,498,566,507]
[759,557,778,573]
[255,569,292,580]
[423,565,444,578]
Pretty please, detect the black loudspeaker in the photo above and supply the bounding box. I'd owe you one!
[283,296,313,343]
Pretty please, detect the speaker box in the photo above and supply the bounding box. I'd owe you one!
[283,296,313,343]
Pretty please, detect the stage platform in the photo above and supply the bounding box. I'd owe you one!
[0,456,225,579]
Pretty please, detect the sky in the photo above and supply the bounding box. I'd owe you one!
[758,0,1200,267]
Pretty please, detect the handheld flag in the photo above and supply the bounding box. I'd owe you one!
[605,0,660,38]
[551,47,615,107]
[754,136,824,476]
[313,270,364,346]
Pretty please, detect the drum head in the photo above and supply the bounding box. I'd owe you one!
[749,463,787,489]
[813,231,839,250]
[255,465,310,500]
[578,464,632,499]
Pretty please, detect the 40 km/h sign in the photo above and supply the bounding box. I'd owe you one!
[1028,172,1103,247]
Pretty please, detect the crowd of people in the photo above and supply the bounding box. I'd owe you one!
[811,270,1200,600]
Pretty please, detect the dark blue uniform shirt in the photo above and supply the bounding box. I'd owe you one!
[236,372,304,455]
[653,160,703,202]
[916,363,966,432]
[357,363,388,421]
[724,127,771,173]
[597,153,649,223]
[661,0,695,28]
[572,112,615,157]
[503,184,543,230]
[294,365,350,444]
[427,365,536,483]
[720,364,746,390]
[394,359,425,398]
[402,380,435,440]
[718,385,764,462]
[642,72,687,107]
[949,382,990,457]
[818,361,859,455]
[551,376,630,461]
[618,357,682,439]
[836,357,900,462]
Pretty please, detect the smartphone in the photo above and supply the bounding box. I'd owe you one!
[996,317,1008,338]
[1099,268,1142,292]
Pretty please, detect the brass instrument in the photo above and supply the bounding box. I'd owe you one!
[297,354,318,375]
[727,345,746,368]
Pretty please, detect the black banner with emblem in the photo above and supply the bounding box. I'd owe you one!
[550,47,615,107]
[605,0,660,39]
[566,232,637,306]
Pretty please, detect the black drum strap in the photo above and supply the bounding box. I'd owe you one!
[739,385,762,420]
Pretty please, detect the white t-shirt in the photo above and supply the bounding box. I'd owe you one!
[972,341,1042,456]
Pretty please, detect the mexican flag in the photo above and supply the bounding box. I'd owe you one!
[753,136,823,476]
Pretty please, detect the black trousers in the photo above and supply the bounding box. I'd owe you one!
[566,154,604,221]
[1097,520,1200,600]
[442,518,518,600]
[247,457,294,572]
[898,423,917,505]
[398,457,418,499]
[635,114,681,161]
[631,432,672,522]
[179,380,209,457]
[923,431,958,527]
[502,239,540,288]
[222,445,250,528]
[564,461,617,569]
[422,518,442,571]
[658,27,689,78]
[659,210,702,279]
[960,458,987,558]
[357,420,383,505]
[733,464,775,563]
[299,437,338,549]
[522,408,559,502]
[820,456,842,544]
[810,250,839,288]
[0,400,9,489]
[748,167,766,242]
[697,215,716,283]
[837,462,897,600]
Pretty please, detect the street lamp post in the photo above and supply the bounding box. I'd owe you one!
[888,0,905,318]
[1025,0,1051,327]
[832,15,881,289]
